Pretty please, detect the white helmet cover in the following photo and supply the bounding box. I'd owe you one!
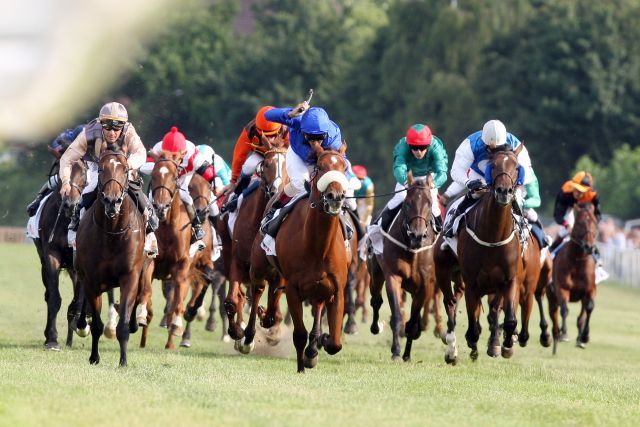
[481,119,507,148]
[99,102,128,122]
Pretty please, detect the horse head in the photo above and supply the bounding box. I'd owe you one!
[98,148,129,219]
[311,142,349,216]
[487,146,521,206]
[62,160,87,218]
[258,134,288,199]
[188,173,212,226]
[403,172,434,250]
[150,151,181,222]
[571,203,598,254]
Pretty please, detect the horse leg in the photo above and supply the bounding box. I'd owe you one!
[559,298,569,342]
[139,260,154,348]
[238,279,266,354]
[402,290,425,362]
[343,267,358,335]
[160,280,173,328]
[548,287,561,355]
[368,257,385,335]
[262,278,285,346]
[117,273,138,367]
[285,285,308,373]
[104,289,118,340]
[304,300,325,369]
[321,286,344,357]
[42,255,62,350]
[88,290,103,365]
[355,263,369,324]
[224,277,246,341]
[384,274,403,361]
[464,289,482,361]
[501,279,519,358]
[577,291,595,348]
[518,287,535,348]
[216,277,229,341]
[140,298,153,349]
[165,268,190,349]
[432,289,445,339]
[65,269,83,348]
[180,321,192,348]
[486,294,501,357]
[536,289,551,348]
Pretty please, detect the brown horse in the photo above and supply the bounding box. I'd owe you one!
[75,148,146,366]
[434,147,539,364]
[34,160,87,350]
[250,143,353,372]
[221,138,288,345]
[549,203,598,354]
[368,174,441,361]
[139,152,193,350]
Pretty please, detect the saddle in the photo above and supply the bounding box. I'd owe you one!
[263,192,310,237]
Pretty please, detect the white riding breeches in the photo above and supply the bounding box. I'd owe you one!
[385,181,441,218]
[558,208,575,238]
[82,162,99,197]
[178,173,194,205]
[284,147,314,197]
[241,151,264,177]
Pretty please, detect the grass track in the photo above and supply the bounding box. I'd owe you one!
[0,243,639,426]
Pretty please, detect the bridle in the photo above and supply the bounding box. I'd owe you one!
[97,152,129,203]
[150,158,180,201]
[570,209,598,257]
[257,148,286,199]
[309,150,347,215]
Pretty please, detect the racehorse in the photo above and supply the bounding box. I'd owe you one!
[139,151,194,350]
[220,136,288,346]
[75,147,146,366]
[368,173,441,361]
[434,146,540,364]
[34,160,87,350]
[549,203,598,354]
[250,143,355,372]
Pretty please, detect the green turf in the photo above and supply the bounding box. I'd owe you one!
[0,243,638,427]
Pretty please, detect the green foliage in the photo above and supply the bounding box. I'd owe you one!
[576,144,640,219]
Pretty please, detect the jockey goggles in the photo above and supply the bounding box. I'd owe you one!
[303,132,327,143]
[101,120,125,131]
[409,145,428,152]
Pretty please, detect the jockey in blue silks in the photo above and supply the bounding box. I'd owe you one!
[442,119,538,238]
[260,100,357,236]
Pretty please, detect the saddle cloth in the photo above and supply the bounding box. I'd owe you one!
[26,193,52,239]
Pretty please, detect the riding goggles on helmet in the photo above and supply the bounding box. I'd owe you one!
[303,132,327,142]
[409,145,428,152]
[101,120,125,131]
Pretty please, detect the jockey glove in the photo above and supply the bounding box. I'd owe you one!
[466,179,486,192]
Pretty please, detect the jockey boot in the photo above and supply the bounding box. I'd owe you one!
[443,193,476,238]
[379,205,401,232]
[434,214,443,233]
[549,235,563,252]
[261,192,292,236]
[27,182,51,217]
[225,175,251,213]
[185,203,205,241]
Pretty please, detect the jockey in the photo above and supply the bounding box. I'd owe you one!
[223,106,290,212]
[196,143,231,220]
[442,119,536,238]
[26,124,85,217]
[144,127,216,241]
[549,171,602,251]
[58,102,159,256]
[352,165,375,226]
[376,124,448,232]
[260,101,355,236]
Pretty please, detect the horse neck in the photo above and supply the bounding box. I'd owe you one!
[166,192,187,225]
[304,194,341,259]
[471,194,514,240]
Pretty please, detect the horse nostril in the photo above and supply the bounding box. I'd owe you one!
[507,188,514,194]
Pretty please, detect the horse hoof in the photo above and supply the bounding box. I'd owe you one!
[434,328,444,340]
[179,339,191,348]
[89,356,100,365]
[239,338,255,355]
[470,348,479,361]
[303,353,318,369]
[370,323,379,335]
[169,324,184,338]
[402,355,411,363]
[559,333,569,342]
[344,320,358,335]
[44,342,61,351]
[222,334,231,343]
[518,339,528,348]
[103,327,116,340]
[391,355,402,363]
[540,335,552,348]
[576,339,586,349]
[76,325,91,338]
[444,354,457,365]
[205,318,216,332]
[487,345,501,358]
[501,346,514,359]
[159,315,168,329]
[265,327,281,346]
[196,306,207,322]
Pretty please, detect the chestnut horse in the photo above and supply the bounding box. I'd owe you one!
[139,152,194,349]
[549,203,598,354]
[250,143,354,372]
[434,146,540,364]
[368,174,441,361]
[75,148,146,366]
[221,138,288,344]
[35,160,87,350]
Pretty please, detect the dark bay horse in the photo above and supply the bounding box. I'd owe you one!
[220,138,288,346]
[434,146,540,364]
[368,174,441,361]
[139,151,193,350]
[34,160,87,350]
[549,203,598,354]
[250,143,354,372]
[75,148,146,366]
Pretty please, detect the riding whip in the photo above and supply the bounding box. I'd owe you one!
[48,203,64,243]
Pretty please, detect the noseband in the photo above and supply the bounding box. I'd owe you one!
[151,158,180,200]
[258,149,286,199]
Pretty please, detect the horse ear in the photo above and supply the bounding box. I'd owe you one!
[407,170,414,185]
[261,134,273,151]
[514,143,524,156]
[99,140,108,154]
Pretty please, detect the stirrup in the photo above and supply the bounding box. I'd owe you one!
[260,208,277,235]
[193,224,205,241]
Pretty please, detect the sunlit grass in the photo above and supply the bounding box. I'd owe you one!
[0,243,638,427]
